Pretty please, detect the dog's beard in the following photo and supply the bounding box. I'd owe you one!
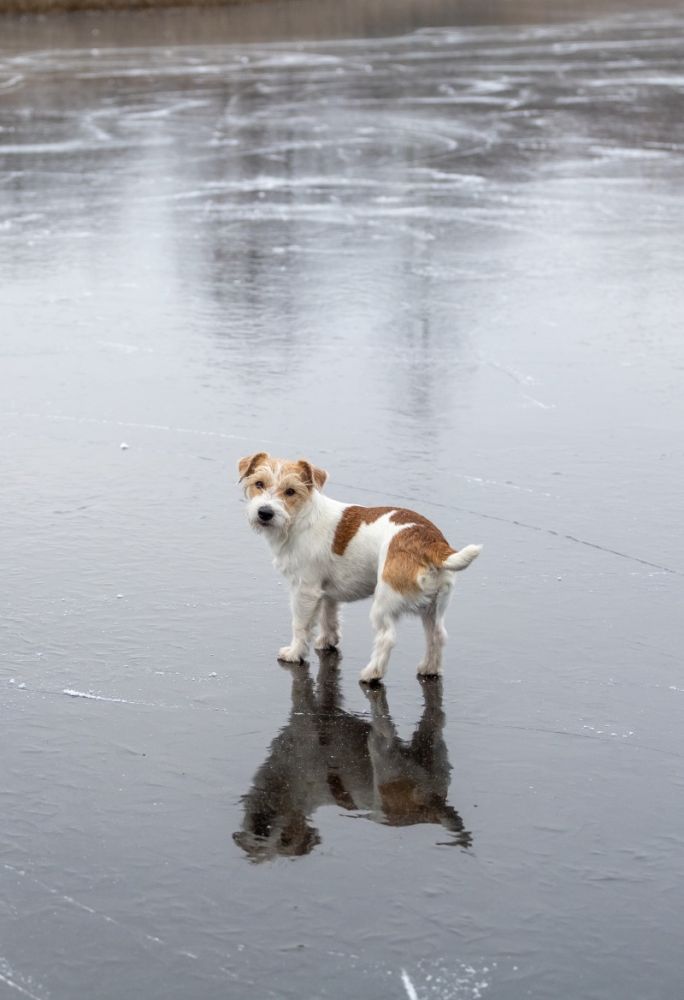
[252,519,284,535]
[247,508,290,538]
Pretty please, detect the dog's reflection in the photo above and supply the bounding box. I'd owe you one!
[233,651,471,861]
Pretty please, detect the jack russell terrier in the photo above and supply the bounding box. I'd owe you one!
[238,452,482,683]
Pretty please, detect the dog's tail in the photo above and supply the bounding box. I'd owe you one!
[443,545,482,572]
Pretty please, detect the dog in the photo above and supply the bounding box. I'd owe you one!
[233,652,471,861]
[237,452,481,683]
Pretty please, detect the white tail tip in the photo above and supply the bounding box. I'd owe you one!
[444,544,482,571]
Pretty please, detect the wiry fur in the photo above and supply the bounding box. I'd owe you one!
[238,452,482,683]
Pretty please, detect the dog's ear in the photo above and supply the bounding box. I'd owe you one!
[238,452,269,481]
[297,459,328,492]
[312,464,328,490]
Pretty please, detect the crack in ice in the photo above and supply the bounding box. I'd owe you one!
[401,969,420,1000]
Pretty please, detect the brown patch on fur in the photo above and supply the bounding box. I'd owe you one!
[239,453,327,494]
[277,462,315,514]
[237,451,269,481]
[332,506,389,555]
[296,459,328,491]
[332,505,441,556]
[241,455,276,498]
[382,524,456,595]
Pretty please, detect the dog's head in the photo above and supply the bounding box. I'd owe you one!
[237,452,328,538]
[233,810,321,862]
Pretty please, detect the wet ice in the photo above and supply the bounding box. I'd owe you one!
[2,3,684,999]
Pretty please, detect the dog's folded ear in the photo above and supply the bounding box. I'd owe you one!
[238,452,269,481]
[297,459,328,491]
[312,464,328,490]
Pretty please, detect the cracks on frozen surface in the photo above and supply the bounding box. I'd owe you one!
[3,410,680,576]
[335,482,683,576]
[0,963,47,1000]
[1,863,200,967]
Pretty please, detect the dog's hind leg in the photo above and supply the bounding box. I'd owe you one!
[315,597,341,651]
[418,589,450,677]
[360,583,404,684]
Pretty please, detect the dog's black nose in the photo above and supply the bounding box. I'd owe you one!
[258,506,274,523]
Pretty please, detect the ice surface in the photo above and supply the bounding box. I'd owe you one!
[2,2,684,999]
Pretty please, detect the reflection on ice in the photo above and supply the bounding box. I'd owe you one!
[2,12,684,230]
[234,652,471,861]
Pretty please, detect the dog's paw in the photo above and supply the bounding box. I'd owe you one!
[314,634,339,651]
[278,645,306,664]
[359,662,385,684]
[417,659,442,677]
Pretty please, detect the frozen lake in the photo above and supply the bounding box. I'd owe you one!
[2,1,684,998]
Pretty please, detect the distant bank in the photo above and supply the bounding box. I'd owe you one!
[0,0,660,18]
[1,0,264,11]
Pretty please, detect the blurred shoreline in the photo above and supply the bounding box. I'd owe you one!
[1,0,262,12]
[0,0,665,36]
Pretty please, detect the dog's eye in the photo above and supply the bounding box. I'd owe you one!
[284,488,296,497]
[255,480,264,489]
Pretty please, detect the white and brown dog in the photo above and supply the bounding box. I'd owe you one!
[238,452,482,683]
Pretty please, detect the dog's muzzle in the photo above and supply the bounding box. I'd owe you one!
[258,505,275,524]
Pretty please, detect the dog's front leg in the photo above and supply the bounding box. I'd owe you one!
[314,596,341,651]
[278,584,322,663]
